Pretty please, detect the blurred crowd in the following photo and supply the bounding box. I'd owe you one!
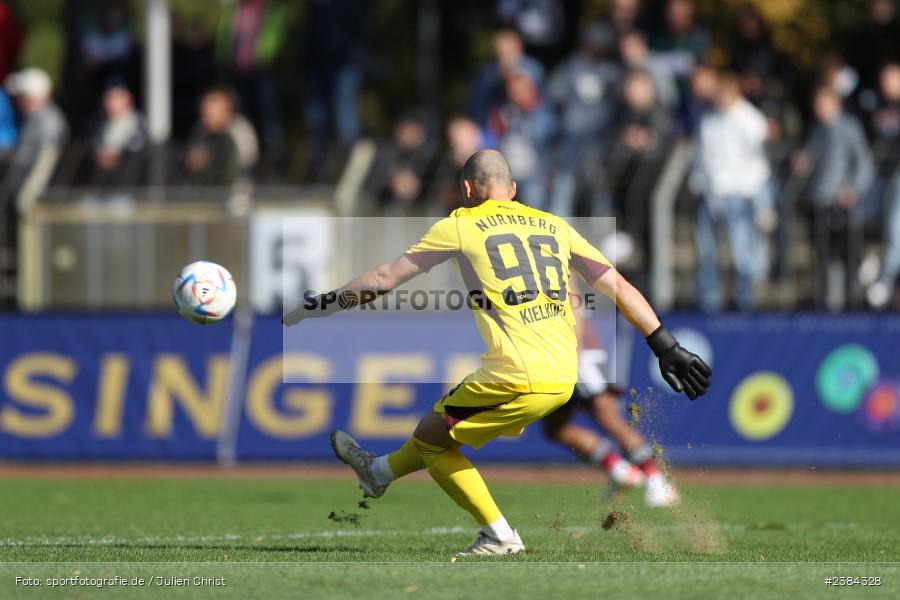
[371,0,900,311]
[2,0,900,311]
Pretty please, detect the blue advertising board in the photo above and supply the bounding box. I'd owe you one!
[0,313,898,465]
[628,314,900,466]
[0,314,233,460]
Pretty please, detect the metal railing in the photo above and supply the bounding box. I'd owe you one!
[21,198,250,311]
[47,139,352,193]
[17,138,380,311]
[663,140,899,310]
[14,137,900,311]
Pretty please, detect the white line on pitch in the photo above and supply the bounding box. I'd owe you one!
[0,526,470,547]
[0,522,865,548]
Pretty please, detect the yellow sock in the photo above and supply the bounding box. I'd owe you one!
[412,437,501,525]
[386,438,426,478]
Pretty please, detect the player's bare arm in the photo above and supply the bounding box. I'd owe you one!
[591,268,660,336]
[282,253,421,326]
[592,268,712,400]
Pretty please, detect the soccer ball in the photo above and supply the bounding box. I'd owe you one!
[173,261,237,324]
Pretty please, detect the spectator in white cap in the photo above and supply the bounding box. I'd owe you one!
[2,67,69,206]
[0,67,68,309]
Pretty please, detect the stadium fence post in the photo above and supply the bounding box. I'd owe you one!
[217,306,254,466]
[650,141,692,311]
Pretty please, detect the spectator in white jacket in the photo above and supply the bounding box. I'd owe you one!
[692,72,770,311]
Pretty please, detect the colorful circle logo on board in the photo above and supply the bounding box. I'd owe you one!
[857,379,900,435]
[729,372,794,441]
[648,328,713,393]
[815,344,879,414]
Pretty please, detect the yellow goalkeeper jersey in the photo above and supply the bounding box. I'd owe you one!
[405,199,613,394]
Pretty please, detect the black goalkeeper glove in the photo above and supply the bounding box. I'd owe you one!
[646,325,712,400]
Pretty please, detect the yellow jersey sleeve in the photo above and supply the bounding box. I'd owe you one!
[405,216,460,272]
[567,223,613,284]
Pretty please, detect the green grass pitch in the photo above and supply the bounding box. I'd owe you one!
[0,475,898,599]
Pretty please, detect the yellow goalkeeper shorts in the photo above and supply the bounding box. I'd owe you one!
[433,376,574,449]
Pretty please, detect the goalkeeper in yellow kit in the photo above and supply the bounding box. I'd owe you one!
[283,150,711,556]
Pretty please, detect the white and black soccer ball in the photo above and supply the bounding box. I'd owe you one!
[173,261,237,324]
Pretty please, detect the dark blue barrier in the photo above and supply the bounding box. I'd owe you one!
[0,313,898,465]
[628,314,900,466]
[0,314,233,460]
